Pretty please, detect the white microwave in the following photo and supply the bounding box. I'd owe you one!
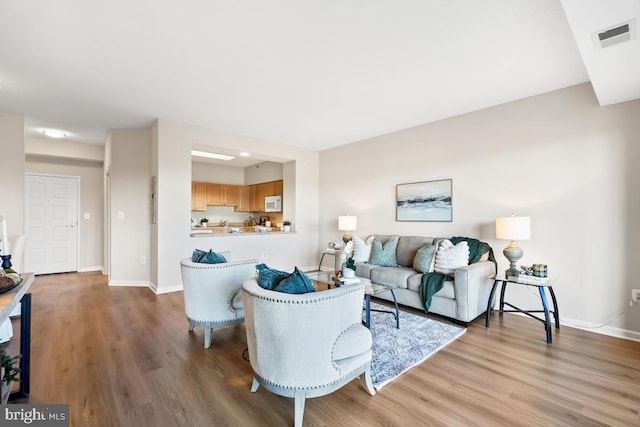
[265,195,282,212]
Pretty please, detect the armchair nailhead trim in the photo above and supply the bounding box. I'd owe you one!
[180,259,258,270]
[187,316,244,328]
[330,322,362,372]
[253,364,366,391]
[244,285,363,304]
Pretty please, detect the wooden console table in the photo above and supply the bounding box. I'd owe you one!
[0,273,33,399]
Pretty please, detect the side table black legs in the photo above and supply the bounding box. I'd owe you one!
[485,279,560,344]
[10,293,31,400]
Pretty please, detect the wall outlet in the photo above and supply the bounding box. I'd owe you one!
[262,251,267,259]
[140,256,146,264]
[632,289,640,303]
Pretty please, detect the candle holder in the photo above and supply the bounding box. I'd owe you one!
[1,254,12,269]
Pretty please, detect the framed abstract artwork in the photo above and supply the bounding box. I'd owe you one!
[396,179,452,222]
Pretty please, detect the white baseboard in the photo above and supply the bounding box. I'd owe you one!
[561,317,640,342]
[509,311,640,343]
[108,280,149,287]
[78,265,103,273]
[153,284,184,295]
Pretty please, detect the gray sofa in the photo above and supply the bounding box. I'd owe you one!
[354,235,496,323]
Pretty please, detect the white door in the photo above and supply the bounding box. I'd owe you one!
[24,174,79,274]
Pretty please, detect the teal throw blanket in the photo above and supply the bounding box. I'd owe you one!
[419,237,496,312]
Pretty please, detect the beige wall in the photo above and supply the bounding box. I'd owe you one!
[26,137,104,162]
[320,83,640,338]
[108,128,151,285]
[0,113,25,244]
[152,119,319,293]
[244,161,284,184]
[25,157,104,271]
[191,161,245,184]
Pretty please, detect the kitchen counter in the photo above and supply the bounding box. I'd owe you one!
[190,225,293,237]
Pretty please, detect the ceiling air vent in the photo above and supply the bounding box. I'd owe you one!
[593,19,636,49]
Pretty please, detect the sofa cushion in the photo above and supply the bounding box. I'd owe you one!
[255,263,290,290]
[370,266,416,289]
[333,324,372,361]
[354,262,379,280]
[369,235,399,267]
[396,236,435,267]
[273,267,316,294]
[407,274,456,299]
[434,240,469,275]
[413,243,437,273]
[352,235,374,262]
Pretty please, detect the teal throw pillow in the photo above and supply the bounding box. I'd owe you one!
[192,249,227,264]
[413,244,437,273]
[369,235,399,267]
[273,267,316,294]
[256,263,290,290]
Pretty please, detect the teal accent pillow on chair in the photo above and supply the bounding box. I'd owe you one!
[256,263,290,290]
[273,267,316,294]
[192,249,227,264]
[369,235,399,267]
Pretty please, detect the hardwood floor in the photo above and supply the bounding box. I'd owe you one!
[5,271,640,426]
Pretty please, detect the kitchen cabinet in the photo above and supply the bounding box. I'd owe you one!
[236,186,251,212]
[193,180,283,212]
[249,184,261,211]
[206,183,224,205]
[191,181,207,211]
[248,180,283,212]
[223,184,240,206]
[205,183,240,206]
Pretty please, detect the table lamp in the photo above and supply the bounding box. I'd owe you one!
[338,215,357,243]
[495,215,531,278]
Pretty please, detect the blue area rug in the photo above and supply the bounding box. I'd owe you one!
[366,302,466,390]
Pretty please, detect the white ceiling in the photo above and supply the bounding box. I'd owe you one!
[0,1,637,152]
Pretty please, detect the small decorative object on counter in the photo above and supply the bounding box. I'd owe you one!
[520,265,534,276]
[200,217,209,226]
[283,220,291,232]
[342,256,356,278]
[532,264,548,277]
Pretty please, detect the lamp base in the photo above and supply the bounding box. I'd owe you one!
[503,241,523,279]
[342,232,353,244]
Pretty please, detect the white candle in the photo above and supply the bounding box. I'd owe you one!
[1,216,7,255]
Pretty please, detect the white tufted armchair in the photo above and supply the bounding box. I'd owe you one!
[242,277,375,427]
[180,255,257,348]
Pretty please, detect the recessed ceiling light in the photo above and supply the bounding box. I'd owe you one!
[191,150,236,161]
[240,152,250,157]
[42,128,67,138]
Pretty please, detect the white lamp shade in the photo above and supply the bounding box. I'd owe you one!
[338,215,357,231]
[496,216,531,240]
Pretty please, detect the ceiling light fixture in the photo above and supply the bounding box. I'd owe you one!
[42,128,67,138]
[190,150,236,161]
[240,152,250,157]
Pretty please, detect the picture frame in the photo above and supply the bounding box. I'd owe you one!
[396,179,452,222]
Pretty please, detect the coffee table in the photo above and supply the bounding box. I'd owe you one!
[308,271,400,329]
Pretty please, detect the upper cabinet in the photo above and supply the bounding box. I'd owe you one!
[223,184,240,206]
[247,180,282,211]
[206,183,224,205]
[236,186,251,212]
[191,181,207,211]
[192,180,282,212]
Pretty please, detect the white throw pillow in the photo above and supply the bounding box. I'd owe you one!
[434,240,469,275]
[352,235,374,262]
